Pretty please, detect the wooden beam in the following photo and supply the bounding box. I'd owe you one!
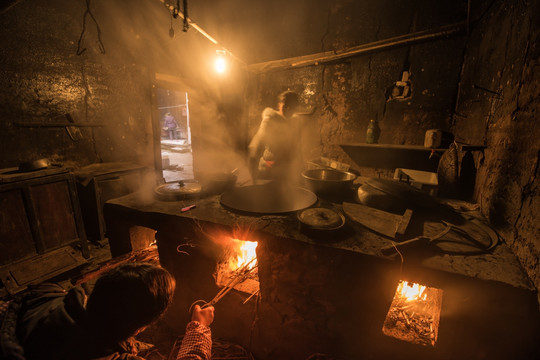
[248,21,467,74]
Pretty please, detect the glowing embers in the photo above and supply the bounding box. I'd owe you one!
[382,280,443,347]
[215,238,259,295]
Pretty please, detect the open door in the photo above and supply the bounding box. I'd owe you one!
[152,73,194,183]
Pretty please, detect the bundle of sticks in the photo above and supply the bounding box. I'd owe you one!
[189,257,259,312]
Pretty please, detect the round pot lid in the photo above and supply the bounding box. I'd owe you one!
[155,181,202,199]
[297,207,345,230]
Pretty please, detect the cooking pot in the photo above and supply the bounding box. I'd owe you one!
[197,171,238,194]
[356,183,407,213]
[302,168,357,196]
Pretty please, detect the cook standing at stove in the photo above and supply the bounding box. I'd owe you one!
[248,90,303,184]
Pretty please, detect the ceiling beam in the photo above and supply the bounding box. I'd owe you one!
[248,21,467,74]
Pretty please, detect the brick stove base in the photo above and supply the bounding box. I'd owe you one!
[104,192,540,360]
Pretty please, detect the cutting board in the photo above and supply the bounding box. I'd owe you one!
[343,202,411,238]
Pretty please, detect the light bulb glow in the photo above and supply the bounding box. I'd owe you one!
[215,56,226,73]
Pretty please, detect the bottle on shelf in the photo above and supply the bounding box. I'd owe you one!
[366,119,380,144]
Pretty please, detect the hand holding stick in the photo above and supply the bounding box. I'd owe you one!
[189,258,258,312]
[191,304,214,327]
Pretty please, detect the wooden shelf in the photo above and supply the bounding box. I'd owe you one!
[339,143,486,172]
[339,143,444,172]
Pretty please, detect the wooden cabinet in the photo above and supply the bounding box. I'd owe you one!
[0,167,89,294]
[74,162,149,244]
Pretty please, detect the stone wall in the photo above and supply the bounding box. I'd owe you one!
[2,0,537,308]
[149,216,539,360]
[245,0,467,176]
[452,0,540,304]
[242,0,540,305]
[0,0,194,170]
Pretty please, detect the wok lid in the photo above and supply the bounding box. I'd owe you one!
[297,207,345,230]
[154,181,202,200]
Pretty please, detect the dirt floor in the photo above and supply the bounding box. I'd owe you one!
[161,141,194,183]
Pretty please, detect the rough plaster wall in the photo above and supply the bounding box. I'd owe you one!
[246,0,466,175]
[453,0,540,303]
[0,0,155,169]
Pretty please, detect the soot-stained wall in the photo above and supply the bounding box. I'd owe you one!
[242,0,540,304]
[0,0,161,169]
[453,0,540,303]
[0,0,256,178]
[245,0,468,174]
[0,0,219,171]
[1,0,538,305]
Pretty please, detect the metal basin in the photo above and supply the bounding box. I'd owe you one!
[302,168,357,195]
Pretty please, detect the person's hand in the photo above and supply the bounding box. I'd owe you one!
[191,305,214,327]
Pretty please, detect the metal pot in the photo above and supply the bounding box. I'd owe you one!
[301,168,357,196]
[197,171,238,194]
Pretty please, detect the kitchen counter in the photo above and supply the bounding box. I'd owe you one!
[104,190,534,292]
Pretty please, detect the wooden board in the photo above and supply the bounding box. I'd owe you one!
[344,201,498,255]
[0,246,88,294]
[342,202,402,238]
[395,208,414,239]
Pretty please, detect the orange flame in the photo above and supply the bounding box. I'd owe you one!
[227,238,258,271]
[398,281,427,301]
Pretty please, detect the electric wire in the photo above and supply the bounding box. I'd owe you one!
[76,0,106,55]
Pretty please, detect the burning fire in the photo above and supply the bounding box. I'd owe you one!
[214,233,260,295]
[228,238,258,271]
[398,281,427,302]
[382,280,443,347]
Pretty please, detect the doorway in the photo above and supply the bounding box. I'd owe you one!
[156,88,194,182]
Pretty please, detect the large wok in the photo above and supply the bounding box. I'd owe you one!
[220,182,317,214]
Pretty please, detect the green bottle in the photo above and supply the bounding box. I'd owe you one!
[366,119,380,144]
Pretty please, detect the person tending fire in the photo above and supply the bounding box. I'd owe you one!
[1,263,214,360]
[248,90,305,185]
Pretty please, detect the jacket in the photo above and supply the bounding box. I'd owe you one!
[1,284,211,360]
[248,108,302,181]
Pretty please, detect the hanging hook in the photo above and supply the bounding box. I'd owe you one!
[169,13,175,38]
[183,0,189,32]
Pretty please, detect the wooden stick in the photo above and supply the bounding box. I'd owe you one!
[202,261,258,308]
[394,208,414,239]
[242,290,260,305]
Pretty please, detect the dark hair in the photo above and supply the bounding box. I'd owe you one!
[277,90,300,109]
[85,263,176,342]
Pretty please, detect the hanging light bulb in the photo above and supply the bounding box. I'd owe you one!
[214,50,227,74]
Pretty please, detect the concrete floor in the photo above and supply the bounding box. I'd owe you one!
[160,140,194,183]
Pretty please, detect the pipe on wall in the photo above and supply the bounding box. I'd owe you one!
[249,21,467,73]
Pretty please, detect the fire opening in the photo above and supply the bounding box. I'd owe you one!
[382,280,443,347]
[215,238,259,295]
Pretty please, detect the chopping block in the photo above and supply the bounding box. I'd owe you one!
[343,202,414,240]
